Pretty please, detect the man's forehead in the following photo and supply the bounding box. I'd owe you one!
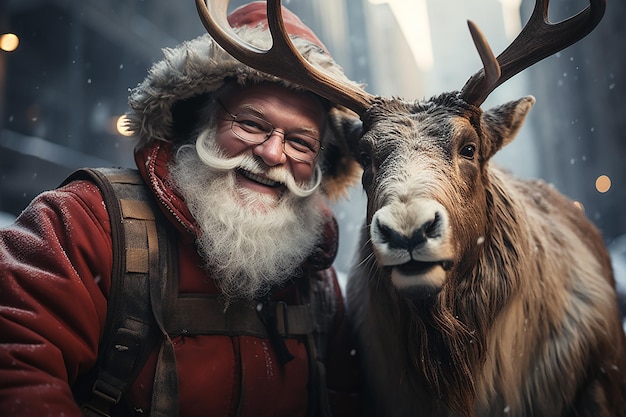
[221,83,327,121]
[222,82,319,103]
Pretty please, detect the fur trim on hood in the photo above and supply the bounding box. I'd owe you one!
[127,25,363,200]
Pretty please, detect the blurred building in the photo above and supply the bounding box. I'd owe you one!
[519,0,626,244]
[0,0,204,218]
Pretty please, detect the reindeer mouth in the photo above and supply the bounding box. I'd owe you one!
[396,260,438,275]
[395,259,452,276]
[388,259,453,292]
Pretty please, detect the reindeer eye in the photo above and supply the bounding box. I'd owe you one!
[460,144,476,159]
[359,152,372,168]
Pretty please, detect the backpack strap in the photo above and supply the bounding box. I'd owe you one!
[301,269,338,417]
[165,296,314,337]
[63,168,179,417]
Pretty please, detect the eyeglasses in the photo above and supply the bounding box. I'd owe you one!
[217,99,323,163]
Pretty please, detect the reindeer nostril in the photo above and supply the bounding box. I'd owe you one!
[376,220,390,243]
[424,212,442,238]
[376,219,410,250]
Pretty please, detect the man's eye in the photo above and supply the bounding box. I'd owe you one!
[237,119,266,132]
[287,136,317,152]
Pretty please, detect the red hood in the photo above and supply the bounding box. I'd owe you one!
[134,141,338,270]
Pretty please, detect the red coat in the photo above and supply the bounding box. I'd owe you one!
[0,141,361,416]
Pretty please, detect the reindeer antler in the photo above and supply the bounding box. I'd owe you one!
[461,0,606,106]
[195,0,374,115]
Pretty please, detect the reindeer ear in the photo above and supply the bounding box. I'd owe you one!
[481,96,535,157]
[320,107,364,201]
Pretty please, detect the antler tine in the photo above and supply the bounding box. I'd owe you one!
[195,0,374,115]
[467,21,501,88]
[461,0,606,106]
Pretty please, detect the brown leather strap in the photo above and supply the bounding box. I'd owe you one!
[66,168,177,417]
[165,296,314,338]
[143,208,179,417]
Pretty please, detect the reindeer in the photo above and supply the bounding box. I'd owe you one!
[196,0,626,415]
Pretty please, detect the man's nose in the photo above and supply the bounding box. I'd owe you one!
[253,131,288,166]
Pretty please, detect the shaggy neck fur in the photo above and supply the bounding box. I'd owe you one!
[353,167,626,417]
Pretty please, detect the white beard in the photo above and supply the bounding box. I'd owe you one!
[169,131,326,301]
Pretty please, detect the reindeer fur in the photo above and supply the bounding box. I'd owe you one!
[346,94,626,417]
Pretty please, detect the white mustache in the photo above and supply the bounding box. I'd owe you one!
[192,130,322,198]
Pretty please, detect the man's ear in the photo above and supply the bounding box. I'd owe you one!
[321,108,363,201]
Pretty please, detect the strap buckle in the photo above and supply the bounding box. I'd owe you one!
[80,378,123,417]
[91,378,124,405]
[81,403,111,417]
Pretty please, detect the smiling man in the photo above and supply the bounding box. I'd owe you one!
[0,2,365,416]
[170,83,336,301]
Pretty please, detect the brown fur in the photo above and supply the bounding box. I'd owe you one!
[346,94,626,417]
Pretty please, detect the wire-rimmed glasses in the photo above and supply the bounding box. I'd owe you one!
[217,99,323,163]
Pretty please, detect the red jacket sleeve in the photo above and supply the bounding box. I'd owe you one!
[0,180,112,416]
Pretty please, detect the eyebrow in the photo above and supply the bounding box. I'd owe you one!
[234,103,264,117]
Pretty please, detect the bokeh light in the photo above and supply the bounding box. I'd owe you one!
[596,175,611,193]
[115,115,134,137]
[0,33,19,52]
